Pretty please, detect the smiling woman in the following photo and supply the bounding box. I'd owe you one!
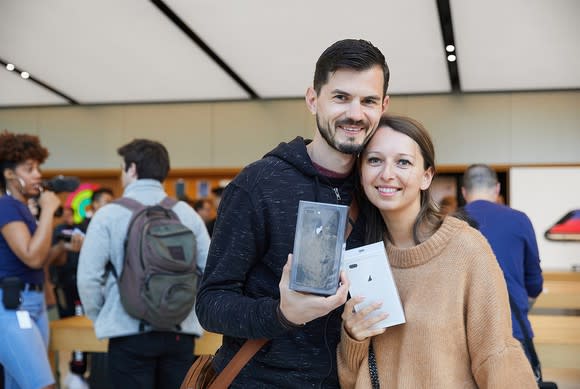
[0,130,61,389]
[337,115,538,389]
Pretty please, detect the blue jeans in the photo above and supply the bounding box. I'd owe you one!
[0,288,55,389]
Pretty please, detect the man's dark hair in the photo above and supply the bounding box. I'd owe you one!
[462,164,498,192]
[92,187,114,204]
[117,139,170,182]
[313,39,389,97]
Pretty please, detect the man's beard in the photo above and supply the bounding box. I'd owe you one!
[316,115,368,155]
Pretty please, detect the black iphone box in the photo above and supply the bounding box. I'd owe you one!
[289,201,349,296]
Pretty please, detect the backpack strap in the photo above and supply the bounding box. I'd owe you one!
[114,197,146,213]
[106,197,146,280]
[159,196,178,210]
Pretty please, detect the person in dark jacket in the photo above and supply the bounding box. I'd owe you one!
[195,39,390,388]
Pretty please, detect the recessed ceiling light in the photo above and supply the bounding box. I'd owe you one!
[446,45,455,53]
[6,63,15,71]
[447,54,457,62]
[21,71,30,79]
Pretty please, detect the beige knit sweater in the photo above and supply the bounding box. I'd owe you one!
[337,217,537,388]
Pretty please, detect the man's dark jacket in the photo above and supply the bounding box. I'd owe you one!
[196,137,363,388]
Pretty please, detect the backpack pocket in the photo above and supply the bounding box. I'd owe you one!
[142,272,198,328]
[148,224,195,265]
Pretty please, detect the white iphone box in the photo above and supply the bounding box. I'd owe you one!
[343,242,405,329]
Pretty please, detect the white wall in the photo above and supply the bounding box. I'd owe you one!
[510,167,580,270]
[0,90,578,169]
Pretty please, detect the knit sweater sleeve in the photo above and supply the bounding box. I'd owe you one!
[465,231,537,388]
[337,324,371,389]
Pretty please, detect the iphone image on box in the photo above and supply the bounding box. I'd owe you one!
[290,201,348,296]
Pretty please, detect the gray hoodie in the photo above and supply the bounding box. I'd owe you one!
[77,179,210,339]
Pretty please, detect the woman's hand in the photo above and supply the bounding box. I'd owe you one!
[37,190,61,215]
[342,296,388,341]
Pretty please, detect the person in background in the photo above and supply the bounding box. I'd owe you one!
[196,39,390,388]
[205,180,229,237]
[337,115,536,388]
[192,198,214,237]
[52,187,114,389]
[78,188,114,231]
[0,130,74,389]
[438,194,457,216]
[462,164,543,363]
[77,139,210,389]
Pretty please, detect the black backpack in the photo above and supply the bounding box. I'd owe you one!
[108,197,200,330]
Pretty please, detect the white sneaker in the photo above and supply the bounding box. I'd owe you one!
[63,373,89,389]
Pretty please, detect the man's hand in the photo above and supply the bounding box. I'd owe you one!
[278,254,349,326]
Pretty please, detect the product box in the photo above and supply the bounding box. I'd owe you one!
[289,200,349,296]
[343,242,406,329]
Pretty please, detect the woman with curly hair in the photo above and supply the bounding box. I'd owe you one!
[0,130,61,389]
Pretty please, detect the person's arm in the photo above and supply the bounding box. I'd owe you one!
[336,296,384,389]
[1,191,61,268]
[195,186,290,339]
[520,214,543,298]
[77,210,111,321]
[466,234,537,388]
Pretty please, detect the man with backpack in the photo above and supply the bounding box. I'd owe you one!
[77,139,210,389]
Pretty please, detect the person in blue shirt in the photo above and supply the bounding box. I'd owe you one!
[0,130,66,389]
[462,164,543,355]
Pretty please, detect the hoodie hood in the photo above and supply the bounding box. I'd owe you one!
[263,136,319,178]
[263,136,357,203]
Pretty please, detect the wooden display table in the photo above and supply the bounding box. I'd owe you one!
[49,316,223,374]
[534,280,580,310]
[529,315,580,369]
[543,272,580,283]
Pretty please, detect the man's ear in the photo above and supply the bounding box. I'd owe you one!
[128,162,137,179]
[305,87,317,115]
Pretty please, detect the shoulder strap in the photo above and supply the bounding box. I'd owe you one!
[209,339,268,389]
[345,196,359,239]
[159,196,178,209]
[114,197,145,212]
[368,342,380,389]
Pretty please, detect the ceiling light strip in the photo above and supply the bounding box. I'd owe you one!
[435,0,461,92]
[0,57,79,105]
[151,0,260,99]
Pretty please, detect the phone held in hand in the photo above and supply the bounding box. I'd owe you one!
[343,242,406,329]
[290,201,349,296]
